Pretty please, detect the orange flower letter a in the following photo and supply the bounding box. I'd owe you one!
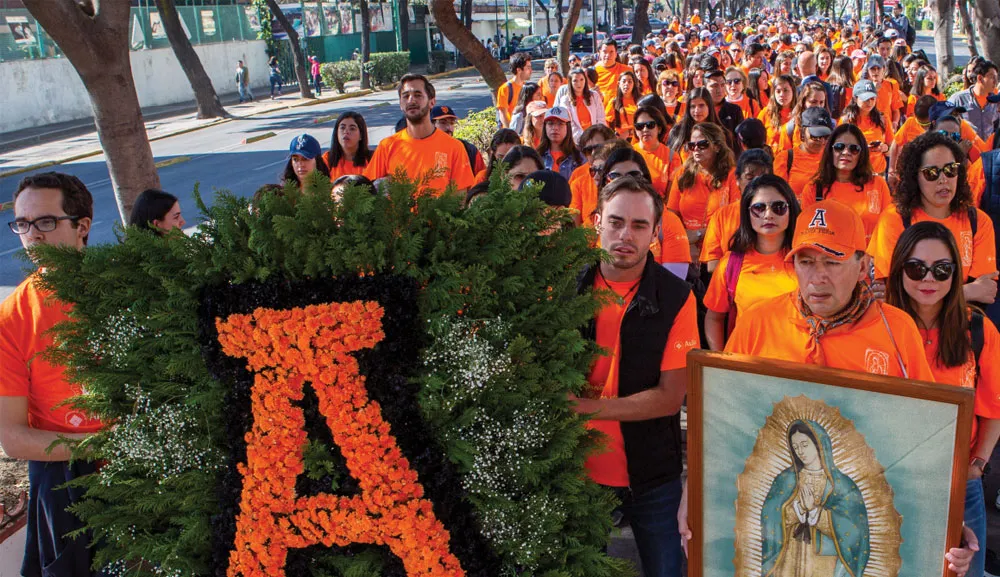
[216,302,465,577]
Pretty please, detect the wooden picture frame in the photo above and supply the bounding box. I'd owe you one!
[687,350,975,577]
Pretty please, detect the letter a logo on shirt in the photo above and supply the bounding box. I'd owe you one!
[808,208,828,229]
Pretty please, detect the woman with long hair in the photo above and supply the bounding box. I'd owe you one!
[667,87,725,158]
[803,124,892,239]
[776,81,828,152]
[757,74,797,150]
[558,67,606,143]
[773,50,796,79]
[816,46,835,81]
[704,174,799,350]
[282,133,331,191]
[886,221,1000,577]
[746,67,770,109]
[521,101,548,148]
[840,79,890,174]
[906,66,943,117]
[633,104,679,188]
[606,70,641,140]
[508,81,543,134]
[537,107,586,181]
[724,67,760,121]
[500,145,544,190]
[827,55,856,118]
[667,122,740,262]
[630,56,656,96]
[657,69,685,119]
[323,111,372,180]
[129,188,186,235]
[478,128,521,184]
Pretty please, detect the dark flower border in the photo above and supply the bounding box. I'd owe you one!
[198,275,500,577]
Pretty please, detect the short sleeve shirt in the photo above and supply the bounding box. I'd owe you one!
[704,250,798,320]
[364,128,476,195]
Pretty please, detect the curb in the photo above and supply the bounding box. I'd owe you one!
[154,155,191,169]
[0,201,12,213]
[241,132,276,145]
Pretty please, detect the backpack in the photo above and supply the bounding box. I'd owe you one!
[971,309,986,381]
[785,149,794,181]
[724,251,746,337]
[901,207,978,239]
[905,22,916,47]
[496,80,516,127]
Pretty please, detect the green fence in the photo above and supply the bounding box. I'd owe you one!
[305,28,427,65]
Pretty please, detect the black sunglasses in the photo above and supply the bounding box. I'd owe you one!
[661,79,680,86]
[919,161,960,181]
[902,259,956,282]
[607,170,645,180]
[832,142,863,155]
[635,121,659,131]
[749,200,789,218]
[589,163,605,175]
[687,139,711,151]
[725,77,743,85]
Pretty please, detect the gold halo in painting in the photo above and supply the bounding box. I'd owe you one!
[734,395,902,577]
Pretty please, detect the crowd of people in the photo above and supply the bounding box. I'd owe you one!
[3,7,1000,577]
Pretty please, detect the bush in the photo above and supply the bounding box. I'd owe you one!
[453,107,500,154]
[320,61,359,94]
[429,50,454,73]
[922,19,934,30]
[944,79,965,98]
[364,51,410,87]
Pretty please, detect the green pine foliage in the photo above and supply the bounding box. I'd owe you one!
[34,169,631,576]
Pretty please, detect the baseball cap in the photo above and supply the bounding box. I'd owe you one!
[865,54,886,70]
[884,28,899,39]
[786,200,867,262]
[644,39,656,47]
[800,107,834,137]
[288,134,322,160]
[520,170,572,207]
[700,29,712,39]
[544,105,571,123]
[674,33,686,43]
[850,48,868,59]
[929,100,968,122]
[801,34,814,44]
[431,105,458,120]
[852,79,877,102]
[894,38,907,47]
[526,101,548,117]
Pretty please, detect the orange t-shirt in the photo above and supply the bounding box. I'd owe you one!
[475,167,489,184]
[976,91,990,111]
[585,283,698,487]
[875,78,903,123]
[496,79,524,125]
[632,143,675,197]
[594,61,631,105]
[725,291,936,382]
[655,211,693,265]
[969,156,986,206]
[699,202,741,263]
[729,96,760,124]
[868,206,998,280]
[772,146,824,201]
[322,153,366,182]
[667,168,741,230]
[0,277,103,434]
[704,250,798,320]
[905,92,945,117]
[846,115,890,173]
[775,120,803,153]
[921,316,1000,447]
[690,14,702,24]
[758,107,793,150]
[606,97,637,136]
[892,116,929,150]
[802,176,892,241]
[364,128,476,195]
[575,96,593,130]
[570,165,599,227]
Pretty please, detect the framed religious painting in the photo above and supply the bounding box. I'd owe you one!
[686,350,975,577]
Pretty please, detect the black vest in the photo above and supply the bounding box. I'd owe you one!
[578,253,692,495]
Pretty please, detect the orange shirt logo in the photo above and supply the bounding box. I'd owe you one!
[961,231,974,267]
[867,189,881,214]
[865,348,890,375]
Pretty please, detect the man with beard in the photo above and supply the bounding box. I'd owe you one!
[364,74,476,195]
[571,175,698,577]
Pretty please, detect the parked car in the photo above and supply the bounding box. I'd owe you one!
[611,26,633,42]
[647,18,667,32]
[513,35,554,58]
[548,34,560,52]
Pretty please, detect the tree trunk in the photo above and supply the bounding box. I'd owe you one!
[972,0,1000,64]
[558,0,584,75]
[929,0,954,90]
[154,0,228,119]
[459,0,474,67]
[555,0,564,30]
[359,0,372,89]
[264,0,313,98]
[631,0,650,43]
[399,0,410,50]
[430,0,506,91]
[854,0,862,27]
[957,0,979,57]
[21,0,159,222]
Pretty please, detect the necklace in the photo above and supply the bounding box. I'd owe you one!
[597,266,641,304]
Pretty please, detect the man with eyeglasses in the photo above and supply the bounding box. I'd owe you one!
[1,172,104,575]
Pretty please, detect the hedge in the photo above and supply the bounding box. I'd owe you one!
[320,51,410,93]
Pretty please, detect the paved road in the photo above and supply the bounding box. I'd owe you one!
[0,72,492,290]
[913,29,973,68]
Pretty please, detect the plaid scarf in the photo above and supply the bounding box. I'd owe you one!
[796,285,874,366]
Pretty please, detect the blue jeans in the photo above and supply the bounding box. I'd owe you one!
[269,74,282,97]
[313,73,322,96]
[964,477,986,577]
[238,83,253,102]
[611,478,684,577]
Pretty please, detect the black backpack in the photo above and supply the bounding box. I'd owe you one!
[901,207,978,238]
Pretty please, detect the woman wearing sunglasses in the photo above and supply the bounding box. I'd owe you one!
[666,87,727,162]
[594,144,689,274]
[657,70,685,119]
[869,132,998,306]
[667,122,740,263]
[886,221,1000,577]
[840,79,890,174]
[704,174,800,350]
[568,126,617,227]
[633,105,680,188]
[803,124,892,241]
[723,67,759,122]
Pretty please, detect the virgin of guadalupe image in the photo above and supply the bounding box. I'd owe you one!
[760,419,870,577]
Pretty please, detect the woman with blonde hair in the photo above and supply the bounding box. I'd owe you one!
[657,69,685,119]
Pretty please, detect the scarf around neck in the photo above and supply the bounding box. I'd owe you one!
[796,285,874,366]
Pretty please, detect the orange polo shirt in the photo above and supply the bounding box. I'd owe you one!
[0,276,103,434]
[364,127,476,195]
[772,146,824,201]
[699,202,741,263]
[802,176,892,241]
[667,168,741,230]
[725,291,936,382]
[585,282,698,487]
[921,315,1000,447]
[868,206,998,280]
[704,250,798,322]
[594,61,631,105]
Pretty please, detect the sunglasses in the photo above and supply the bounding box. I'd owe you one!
[902,259,955,282]
[725,77,743,85]
[936,129,962,143]
[589,163,605,175]
[607,170,645,180]
[687,139,711,151]
[749,200,790,218]
[832,142,863,155]
[919,161,960,181]
[661,80,679,86]
[635,120,658,131]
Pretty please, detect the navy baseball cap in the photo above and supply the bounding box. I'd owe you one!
[431,105,458,120]
[928,101,968,122]
[288,134,322,159]
[801,107,834,137]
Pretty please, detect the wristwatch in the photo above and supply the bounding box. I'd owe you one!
[970,457,987,475]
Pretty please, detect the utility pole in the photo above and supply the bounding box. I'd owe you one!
[592,0,598,50]
[531,0,536,35]
[504,0,510,53]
